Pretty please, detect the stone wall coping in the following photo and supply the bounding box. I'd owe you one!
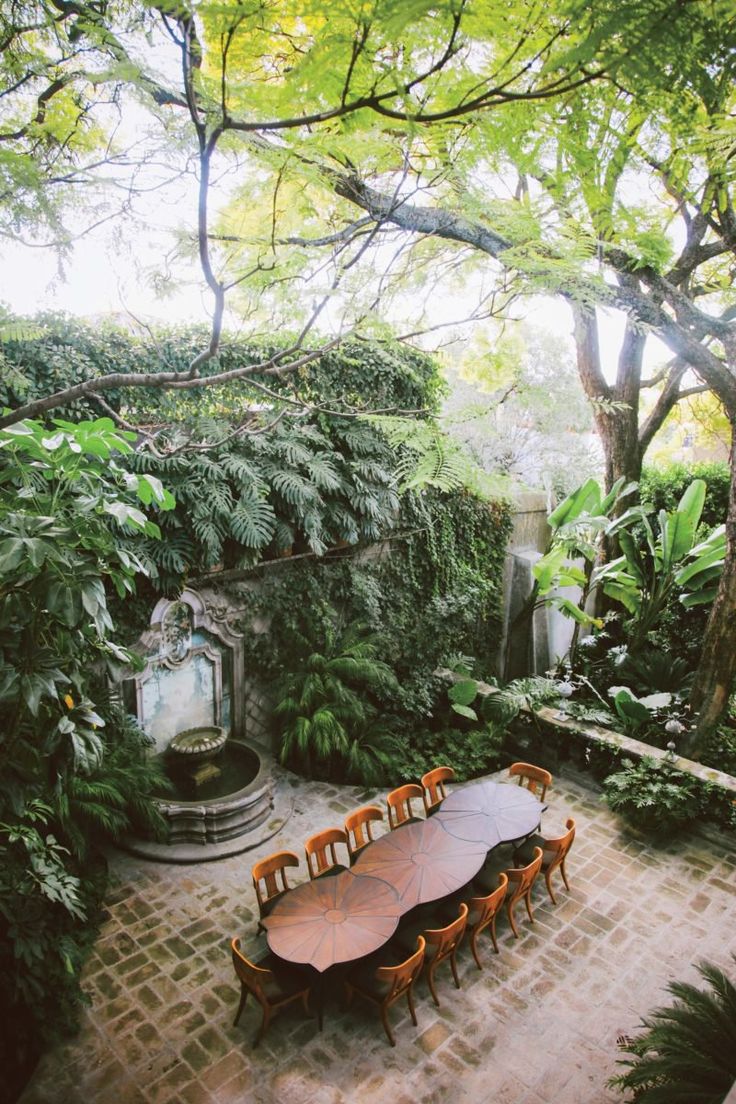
[438,669,736,797]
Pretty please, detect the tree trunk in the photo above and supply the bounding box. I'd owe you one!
[572,304,643,495]
[686,419,736,756]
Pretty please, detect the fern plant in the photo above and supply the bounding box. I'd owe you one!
[609,960,736,1104]
[274,627,400,784]
[52,706,170,859]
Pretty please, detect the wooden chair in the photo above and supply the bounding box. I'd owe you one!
[230,937,311,1045]
[393,902,469,1007]
[464,872,509,968]
[386,783,424,830]
[344,805,384,863]
[305,827,350,880]
[251,850,300,934]
[474,846,543,939]
[421,766,455,815]
[513,818,576,904]
[344,936,426,1047]
[509,761,552,802]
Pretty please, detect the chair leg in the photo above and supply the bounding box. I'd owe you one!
[233,985,248,1026]
[560,857,571,892]
[407,985,418,1026]
[427,962,440,1007]
[300,989,311,1015]
[255,1004,271,1047]
[524,889,535,924]
[489,915,499,954]
[380,1005,396,1047]
[344,982,354,1009]
[470,928,483,970]
[507,899,519,939]
[544,867,558,905]
[449,950,461,989]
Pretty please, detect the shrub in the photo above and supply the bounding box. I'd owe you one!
[601,757,705,834]
[640,462,730,529]
[609,959,736,1104]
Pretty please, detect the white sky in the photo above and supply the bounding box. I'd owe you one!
[0,210,674,386]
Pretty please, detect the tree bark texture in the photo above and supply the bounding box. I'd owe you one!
[687,420,736,754]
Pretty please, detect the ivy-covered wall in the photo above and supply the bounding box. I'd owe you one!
[5,315,514,781]
[234,487,511,705]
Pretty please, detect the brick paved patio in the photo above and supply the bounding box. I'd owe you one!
[20,767,736,1104]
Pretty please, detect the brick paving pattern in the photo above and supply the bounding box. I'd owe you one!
[21,768,736,1104]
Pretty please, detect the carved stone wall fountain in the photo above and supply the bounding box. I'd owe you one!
[119,589,290,862]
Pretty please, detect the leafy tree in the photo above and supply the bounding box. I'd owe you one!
[2,0,735,745]
[0,417,171,1090]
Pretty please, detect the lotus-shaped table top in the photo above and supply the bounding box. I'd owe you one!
[264,869,401,973]
[435,779,543,847]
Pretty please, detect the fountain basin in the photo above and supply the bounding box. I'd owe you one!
[168,725,227,765]
[124,740,291,863]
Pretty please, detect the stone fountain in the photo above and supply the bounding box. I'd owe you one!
[118,589,290,862]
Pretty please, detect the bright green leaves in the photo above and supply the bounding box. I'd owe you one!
[533,475,723,649]
[596,478,722,645]
[448,678,480,721]
[0,416,172,736]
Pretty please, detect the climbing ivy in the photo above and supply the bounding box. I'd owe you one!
[0,315,443,420]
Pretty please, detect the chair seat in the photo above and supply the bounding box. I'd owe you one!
[257,952,310,997]
[313,862,350,879]
[513,833,547,867]
[391,922,441,962]
[259,888,289,919]
[346,950,398,999]
[473,860,509,896]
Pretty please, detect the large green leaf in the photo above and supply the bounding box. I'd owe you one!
[675,526,726,586]
[448,679,478,707]
[548,478,601,530]
[676,478,706,528]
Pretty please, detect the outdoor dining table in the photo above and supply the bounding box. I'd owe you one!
[263,868,402,1027]
[352,816,489,909]
[434,778,544,847]
[263,868,402,972]
[262,778,545,1023]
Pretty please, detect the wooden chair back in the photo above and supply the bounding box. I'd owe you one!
[230,937,311,1044]
[251,850,300,918]
[344,805,384,861]
[421,902,468,1006]
[386,783,424,830]
[421,766,455,815]
[425,901,468,963]
[467,872,508,965]
[305,827,349,879]
[507,846,543,905]
[231,937,272,1000]
[540,817,576,903]
[509,761,552,801]
[376,935,426,1004]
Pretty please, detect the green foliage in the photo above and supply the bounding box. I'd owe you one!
[0,417,171,1094]
[0,317,441,422]
[640,463,730,530]
[274,626,400,784]
[483,677,564,727]
[532,476,638,636]
[609,960,736,1104]
[609,688,672,737]
[390,721,506,786]
[128,415,401,585]
[602,757,705,835]
[597,480,723,649]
